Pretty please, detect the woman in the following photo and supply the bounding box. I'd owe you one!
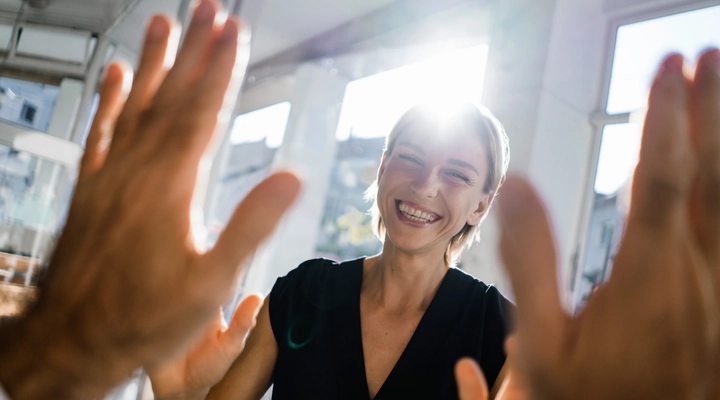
[151,101,513,399]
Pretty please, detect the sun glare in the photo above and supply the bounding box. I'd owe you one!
[335,45,489,142]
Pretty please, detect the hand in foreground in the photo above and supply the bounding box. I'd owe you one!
[455,337,528,400]
[0,1,301,398]
[148,295,263,400]
[494,50,720,399]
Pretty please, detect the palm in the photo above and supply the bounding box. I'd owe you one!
[492,52,720,399]
[148,295,263,398]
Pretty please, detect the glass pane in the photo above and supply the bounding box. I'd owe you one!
[0,144,76,317]
[335,45,488,141]
[316,45,489,260]
[607,4,720,114]
[206,102,292,246]
[0,77,60,132]
[576,123,641,310]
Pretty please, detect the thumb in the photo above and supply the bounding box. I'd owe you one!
[496,176,566,351]
[455,358,489,400]
[221,294,263,356]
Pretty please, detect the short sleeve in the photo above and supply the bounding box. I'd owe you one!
[268,258,360,349]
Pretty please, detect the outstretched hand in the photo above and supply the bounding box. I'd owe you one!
[148,295,264,400]
[493,50,720,399]
[455,337,528,400]
[0,0,300,398]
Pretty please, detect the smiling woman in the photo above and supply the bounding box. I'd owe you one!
[366,102,510,265]
[199,101,515,400]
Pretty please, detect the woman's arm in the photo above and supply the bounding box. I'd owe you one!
[206,297,278,400]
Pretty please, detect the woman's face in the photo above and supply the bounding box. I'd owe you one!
[376,122,490,256]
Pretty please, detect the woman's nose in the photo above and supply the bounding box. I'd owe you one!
[410,168,439,198]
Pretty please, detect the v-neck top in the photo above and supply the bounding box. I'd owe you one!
[269,258,512,400]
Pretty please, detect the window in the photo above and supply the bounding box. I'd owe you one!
[575,4,720,309]
[206,102,292,246]
[0,77,59,132]
[315,45,489,260]
[20,102,37,123]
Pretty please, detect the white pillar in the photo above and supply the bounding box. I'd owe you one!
[243,62,349,295]
[47,78,83,141]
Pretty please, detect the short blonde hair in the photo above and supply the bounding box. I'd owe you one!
[364,102,510,265]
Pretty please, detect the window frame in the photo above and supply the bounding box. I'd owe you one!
[571,0,720,306]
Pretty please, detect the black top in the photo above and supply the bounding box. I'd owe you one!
[269,258,513,400]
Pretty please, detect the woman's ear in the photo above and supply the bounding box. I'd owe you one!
[467,193,492,226]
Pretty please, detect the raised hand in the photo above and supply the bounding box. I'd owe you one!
[0,0,300,398]
[495,50,720,399]
[148,295,263,400]
[455,338,528,400]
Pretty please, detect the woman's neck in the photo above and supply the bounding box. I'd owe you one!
[362,242,450,314]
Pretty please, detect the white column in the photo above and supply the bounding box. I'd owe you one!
[47,78,84,141]
[243,62,349,294]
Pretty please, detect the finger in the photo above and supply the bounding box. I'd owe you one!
[166,17,245,160]
[78,62,130,183]
[496,176,565,349]
[109,14,179,158]
[203,171,301,289]
[220,294,263,355]
[153,0,218,107]
[629,54,694,232]
[455,358,489,400]
[690,48,720,255]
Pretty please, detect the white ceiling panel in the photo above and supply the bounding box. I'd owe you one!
[0,0,402,68]
[250,0,399,63]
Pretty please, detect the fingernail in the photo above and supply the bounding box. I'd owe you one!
[193,0,215,24]
[219,18,239,42]
[655,54,684,82]
[147,16,168,40]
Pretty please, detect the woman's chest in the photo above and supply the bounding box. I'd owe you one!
[360,310,425,398]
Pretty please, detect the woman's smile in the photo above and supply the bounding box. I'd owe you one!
[396,200,443,225]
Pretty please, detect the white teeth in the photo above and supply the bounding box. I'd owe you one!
[398,201,437,223]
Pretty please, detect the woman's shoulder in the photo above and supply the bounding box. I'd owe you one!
[446,267,515,313]
[271,257,363,309]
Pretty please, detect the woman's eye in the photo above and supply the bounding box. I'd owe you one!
[449,172,469,182]
[399,155,420,164]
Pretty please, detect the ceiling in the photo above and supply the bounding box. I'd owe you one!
[0,0,402,67]
[0,0,141,33]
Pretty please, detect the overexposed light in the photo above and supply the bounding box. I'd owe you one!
[594,123,642,195]
[335,45,488,141]
[229,101,291,148]
[607,4,720,114]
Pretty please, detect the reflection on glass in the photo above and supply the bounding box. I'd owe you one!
[206,102,292,246]
[316,45,488,260]
[607,4,720,115]
[0,144,75,287]
[577,123,640,310]
[0,77,60,132]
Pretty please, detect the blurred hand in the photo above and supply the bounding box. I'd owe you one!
[455,337,528,400]
[0,0,300,398]
[148,295,263,400]
[495,50,720,399]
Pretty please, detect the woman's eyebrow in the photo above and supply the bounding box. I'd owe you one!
[447,159,478,175]
[397,141,425,154]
